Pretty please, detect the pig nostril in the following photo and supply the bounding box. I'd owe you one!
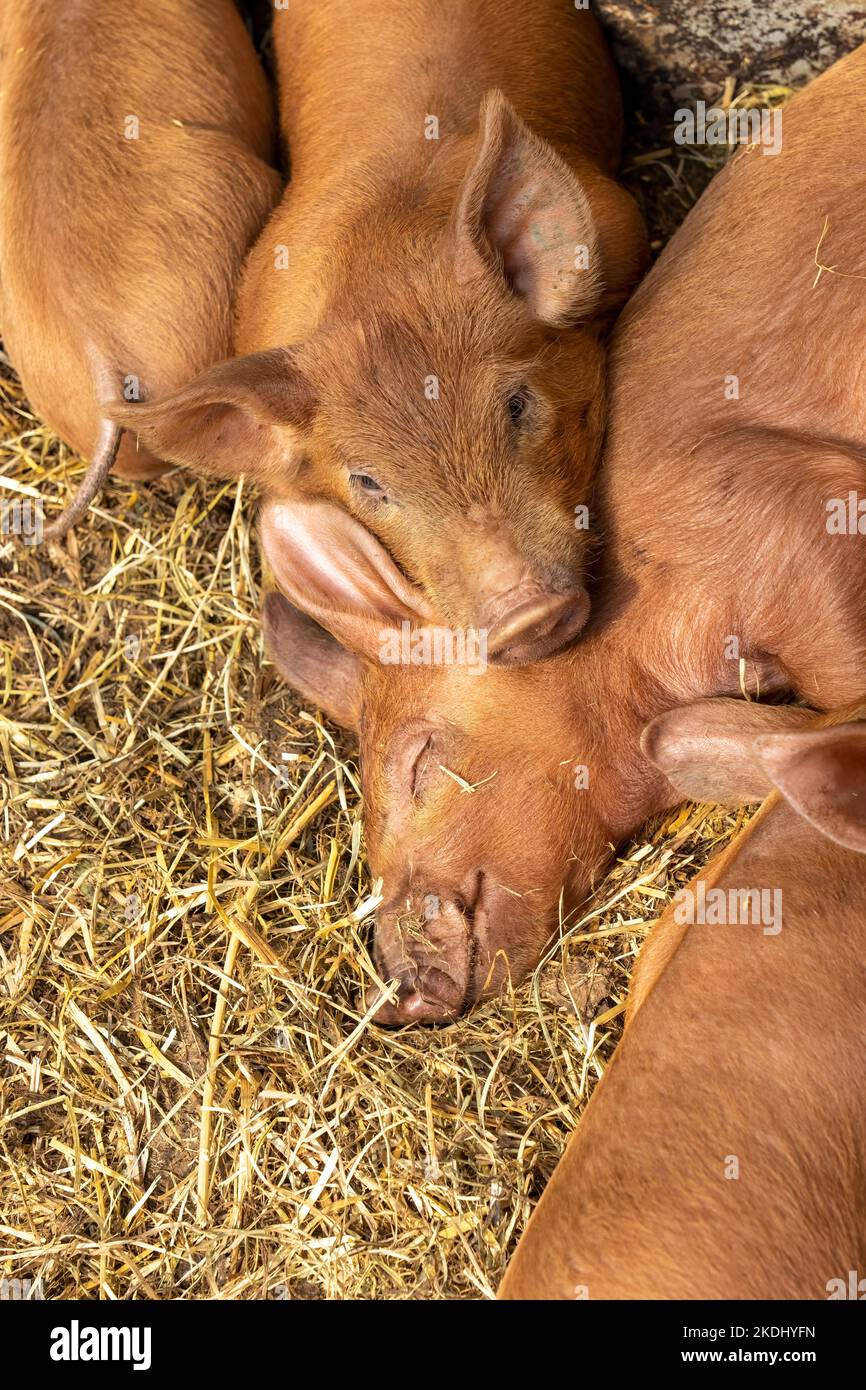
[417,966,464,1009]
[372,875,485,1025]
[487,590,590,663]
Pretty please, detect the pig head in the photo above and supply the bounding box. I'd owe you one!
[110,89,646,662]
[261,590,620,1022]
[261,574,819,1026]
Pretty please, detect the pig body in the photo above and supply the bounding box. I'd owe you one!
[602,42,866,713]
[499,700,866,1300]
[0,0,280,534]
[263,43,866,1023]
[115,0,647,661]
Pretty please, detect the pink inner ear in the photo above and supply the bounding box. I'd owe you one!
[755,725,866,852]
[453,90,601,327]
[485,166,581,302]
[260,498,433,653]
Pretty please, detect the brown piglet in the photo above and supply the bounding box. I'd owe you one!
[113,0,647,663]
[262,44,866,1023]
[499,697,866,1300]
[0,0,280,538]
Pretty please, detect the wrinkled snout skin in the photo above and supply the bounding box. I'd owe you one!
[370,895,474,1025]
[369,877,567,1025]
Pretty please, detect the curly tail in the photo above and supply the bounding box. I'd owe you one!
[44,418,123,541]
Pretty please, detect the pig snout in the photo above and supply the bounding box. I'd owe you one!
[438,511,589,664]
[485,588,589,664]
[367,892,473,1025]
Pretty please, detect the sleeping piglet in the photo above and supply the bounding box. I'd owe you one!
[112,0,647,662]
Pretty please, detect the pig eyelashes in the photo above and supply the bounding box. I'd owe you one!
[349,470,390,504]
[506,386,532,426]
[410,733,439,801]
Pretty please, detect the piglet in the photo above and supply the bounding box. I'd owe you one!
[0,0,280,538]
[112,0,647,662]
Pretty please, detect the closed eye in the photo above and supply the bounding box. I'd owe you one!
[385,722,446,810]
[411,734,437,801]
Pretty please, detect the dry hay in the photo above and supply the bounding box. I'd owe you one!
[0,82,790,1301]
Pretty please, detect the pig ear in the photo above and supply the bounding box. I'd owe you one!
[261,591,361,731]
[640,699,818,806]
[105,349,316,483]
[451,88,601,328]
[259,497,434,660]
[754,722,866,852]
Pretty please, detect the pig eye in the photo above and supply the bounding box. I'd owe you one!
[506,388,531,426]
[410,734,438,801]
[350,471,388,502]
[386,722,449,811]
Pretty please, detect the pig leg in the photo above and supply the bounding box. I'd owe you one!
[114,432,173,482]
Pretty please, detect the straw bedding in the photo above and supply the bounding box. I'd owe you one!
[0,85,788,1300]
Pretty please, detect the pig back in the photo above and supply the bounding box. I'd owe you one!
[270,0,624,177]
[0,0,281,459]
[605,41,866,520]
